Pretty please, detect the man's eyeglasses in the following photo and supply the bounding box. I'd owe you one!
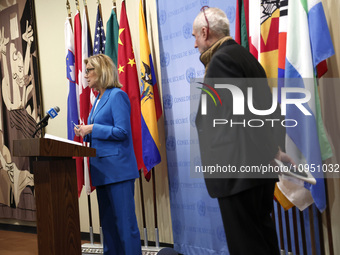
[85,68,95,74]
[200,6,210,38]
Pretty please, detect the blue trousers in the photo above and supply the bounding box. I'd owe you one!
[96,179,141,255]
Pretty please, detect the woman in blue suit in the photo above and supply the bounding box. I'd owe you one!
[75,54,141,255]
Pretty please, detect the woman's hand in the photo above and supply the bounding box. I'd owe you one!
[74,124,93,138]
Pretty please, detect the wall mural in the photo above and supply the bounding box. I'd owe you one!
[0,0,42,221]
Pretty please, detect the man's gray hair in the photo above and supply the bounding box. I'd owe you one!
[193,7,230,37]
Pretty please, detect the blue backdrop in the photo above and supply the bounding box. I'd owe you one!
[157,1,236,254]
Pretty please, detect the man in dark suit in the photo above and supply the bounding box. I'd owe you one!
[193,7,294,255]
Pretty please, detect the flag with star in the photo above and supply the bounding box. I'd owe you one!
[139,0,162,176]
[93,5,106,55]
[64,18,77,141]
[117,1,144,171]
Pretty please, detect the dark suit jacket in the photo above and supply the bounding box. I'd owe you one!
[196,39,284,198]
[85,87,139,186]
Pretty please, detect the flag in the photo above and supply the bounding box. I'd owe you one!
[118,1,145,171]
[307,0,333,161]
[81,8,95,194]
[235,0,249,49]
[316,60,328,78]
[248,0,260,59]
[278,0,288,79]
[81,8,92,126]
[139,0,162,176]
[74,10,84,197]
[64,18,77,141]
[278,0,289,103]
[260,0,280,79]
[308,1,334,71]
[93,5,106,55]
[274,182,294,210]
[283,0,334,212]
[235,0,241,44]
[105,8,119,66]
[274,0,292,210]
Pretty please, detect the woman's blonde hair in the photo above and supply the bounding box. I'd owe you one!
[84,54,122,89]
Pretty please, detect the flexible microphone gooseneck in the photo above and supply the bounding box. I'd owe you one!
[32,106,60,138]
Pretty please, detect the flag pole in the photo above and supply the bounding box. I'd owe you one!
[139,170,148,247]
[97,0,103,22]
[299,210,307,254]
[324,178,334,255]
[75,0,80,12]
[118,0,149,248]
[151,167,160,247]
[308,206,317,254]
[112,0,117,13]
[143,0,160,248]
[87,190,94,245]
[84,0,92,44]
[83,0,96,247]
[292,208,300,255]
[139,2,149,247]
[112,0,116,12]
[276,203,284,254]
[80,1,102,252]
[66,0,72,29]
[284,210,292,253]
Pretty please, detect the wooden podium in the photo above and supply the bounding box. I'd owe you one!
[13,138,96,255]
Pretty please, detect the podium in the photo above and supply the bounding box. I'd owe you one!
[13,138,96,255]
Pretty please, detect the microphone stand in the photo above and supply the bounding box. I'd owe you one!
[32,120,48,138]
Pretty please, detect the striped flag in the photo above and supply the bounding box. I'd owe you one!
[282,0,334,212]
[93,5,106,55]
[277,0,289,104]
[74,10,85,197]
[248,0,260,59]
[64,18,77,141]
[139,0,162,176]
[105,8,119,66]
[235,0,241,44]
[118,1,145,171]
[81,8,95,194]
[81,8,92,126]
[235,0,249,49]
[273,0,294,211]
[278,0,288,82]
[308,1,333,162]
[260,0,280,79]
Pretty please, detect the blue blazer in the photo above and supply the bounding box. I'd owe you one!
[85,87,139,186]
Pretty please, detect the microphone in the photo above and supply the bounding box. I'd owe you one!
[36,106,60,127]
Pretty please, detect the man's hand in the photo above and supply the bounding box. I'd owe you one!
[273,149,296,166]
